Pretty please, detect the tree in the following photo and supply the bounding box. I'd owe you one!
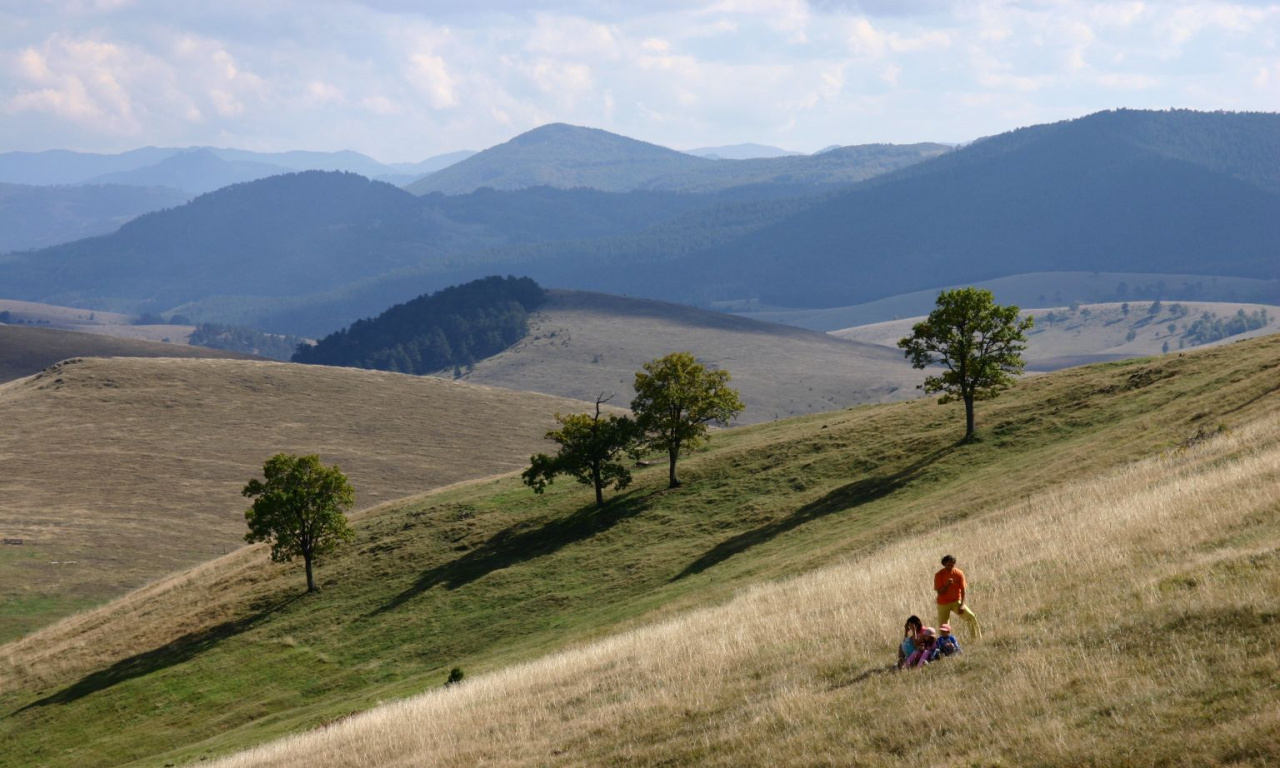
[243,454,356,593]
[631,352,744,489]
[898,288,1034,442]
[522,395,639,508]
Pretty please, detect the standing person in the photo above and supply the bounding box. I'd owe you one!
[935,555,982,638]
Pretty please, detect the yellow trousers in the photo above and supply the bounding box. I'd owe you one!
[937,601,982,638]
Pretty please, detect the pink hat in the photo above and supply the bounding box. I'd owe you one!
[921,627,936,637]
[939,624,952,634]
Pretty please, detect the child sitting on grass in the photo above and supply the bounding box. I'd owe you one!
[931,623,962,660]
[905,626,936,668]
[897,615,923,669]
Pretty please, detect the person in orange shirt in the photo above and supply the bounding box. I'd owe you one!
[935,554,982,638]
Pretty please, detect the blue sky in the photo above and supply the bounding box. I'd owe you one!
[1,0,1277,161]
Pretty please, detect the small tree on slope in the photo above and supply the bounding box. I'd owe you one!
[523,395,639,508]
[243,453,356,593]
[898,287,1033,442]
[631,352,744,489]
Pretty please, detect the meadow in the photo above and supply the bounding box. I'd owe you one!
[0,333,1275,766]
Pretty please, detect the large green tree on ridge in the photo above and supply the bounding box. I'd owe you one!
[631,352,744,489]
[522,394,639,508]
[243,453,356,593]
[898,287,1034,442]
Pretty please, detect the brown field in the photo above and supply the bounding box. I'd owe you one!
[0,298,195,346]
[0,324,245,383]
[455,290,922,424]
[208,411,1280,768]
[0,356,608,640]
[833,301,1278,371]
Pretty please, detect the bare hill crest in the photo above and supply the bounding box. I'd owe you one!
[453,290,922,423]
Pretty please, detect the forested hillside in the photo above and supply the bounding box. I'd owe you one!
[294,276,547,374]
[0,182,188,252]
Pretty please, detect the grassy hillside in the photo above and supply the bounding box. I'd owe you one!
[455,290,920,423]
[0,324,248,383]
[213,406,1280,768]
[0,357,609,641]
[2,333,1277,767]
[833,301,1278,371]
[737,271,1280,330]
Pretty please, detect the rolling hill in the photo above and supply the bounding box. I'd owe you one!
[0,357,615,641]
[454,290,921,423]
[405,123,713,195]
[0,324,250,383]
[2,333,1276,767]
[0,182,189,252]
[0,173,719,332]
[592,109,1280,309]
[87,149,291,195]
[832,300,1278,371]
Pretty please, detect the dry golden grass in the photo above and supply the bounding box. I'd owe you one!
[834,300,1278,371]
[0,298,195,345]
[0,356,607,640]
[209,414,1280,767]
[457,290,921,424]
[0,324,243,383]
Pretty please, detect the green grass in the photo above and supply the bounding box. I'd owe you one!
[2,334,1278,768]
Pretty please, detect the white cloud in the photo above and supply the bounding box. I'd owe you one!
[406,52,458,109]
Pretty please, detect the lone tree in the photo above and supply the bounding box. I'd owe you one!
[243,453,356,593]
[522,394,639,508]
[898,288,1033,442]
[631,352,744,489]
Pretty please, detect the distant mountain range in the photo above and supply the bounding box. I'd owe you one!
[0,146,476,194]
[685,143,803,160]
[0,109,1275,338]
[0,182,189,252]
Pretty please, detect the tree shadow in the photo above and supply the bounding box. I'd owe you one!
[671,444,954,582]
[14,594,302,713]
[370,489,659,616]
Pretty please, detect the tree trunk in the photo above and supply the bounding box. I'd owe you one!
[304,553,316,593]
[963,393,976,442]
[668,442,681,488]
[592,462,604,508]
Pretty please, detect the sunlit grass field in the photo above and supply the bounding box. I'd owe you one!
[1,333,1277,767]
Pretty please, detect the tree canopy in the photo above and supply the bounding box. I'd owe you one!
[631,352,744,489]
[898,287,1033,441]
[243,453,356,593]
[522,395,638,508]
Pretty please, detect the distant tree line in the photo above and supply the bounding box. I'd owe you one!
[189,323,307,361]
[1183,308,1270,346]
[292,276,547,375]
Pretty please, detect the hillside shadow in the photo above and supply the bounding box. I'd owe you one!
[371,490,659,616]
[14,594,301,713]
[671,445,953,582]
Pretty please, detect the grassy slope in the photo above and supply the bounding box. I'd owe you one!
[455,290,920,424]
[0,324,240,383]
[739,271,1280,330]
[833,301,1278,371]
[0,357,608,641]
[214,405,1280,768]
[2,334,1278,767]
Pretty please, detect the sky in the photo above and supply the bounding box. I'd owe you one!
[1,0,1277,162]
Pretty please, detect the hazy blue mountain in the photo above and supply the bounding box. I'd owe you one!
[0,172,721,327]
[589,109,1280,308]
[639,143,951,193]
[207,148,392,177]
[686,143,803,160]
[405,123,713,195]
[0,147,179,185]
[0,183,189,252]
[388,150,477,178]
[87,149,292,195]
